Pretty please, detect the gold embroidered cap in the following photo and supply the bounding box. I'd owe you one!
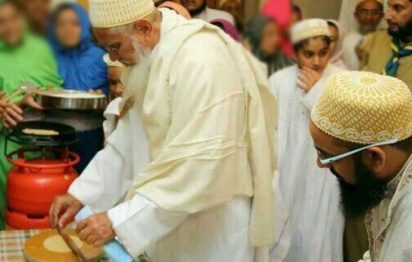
[89,0,155,28]
[291,19,331,45]
[311,71,412,144]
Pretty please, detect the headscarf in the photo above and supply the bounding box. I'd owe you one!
[327,19,347,69]
[48,3,108,94]
[261,0,294,58]
[244,15,294,76]
[210,19,241,42]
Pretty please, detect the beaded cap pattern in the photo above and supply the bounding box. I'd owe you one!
[89,0,155,28]
[291,19,331,44]
[312,71,412,144]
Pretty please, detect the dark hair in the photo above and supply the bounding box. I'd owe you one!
[327,21,338,30]
[292,3,303,18]
[293,35,331,52]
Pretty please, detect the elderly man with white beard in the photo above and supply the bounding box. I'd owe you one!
[48,0,277,261]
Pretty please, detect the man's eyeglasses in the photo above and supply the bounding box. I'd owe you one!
[317,138,399,165]
[357,9,383,17]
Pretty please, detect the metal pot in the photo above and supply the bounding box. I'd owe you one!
[34,89,107,111]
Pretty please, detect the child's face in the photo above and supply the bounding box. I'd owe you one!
[108,67,124,98]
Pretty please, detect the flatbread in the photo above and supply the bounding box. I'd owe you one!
[22,128,59,136]
[24,230,103,262]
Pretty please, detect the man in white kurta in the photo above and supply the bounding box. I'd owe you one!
[181,0,235,24]
[341,0,384,70]
[269,19,344,262]
[49,1,277,261]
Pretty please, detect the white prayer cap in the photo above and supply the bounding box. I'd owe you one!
[89,0,155,28]
[357,0,384,5]
[103,54,125,68]
[291,19,331,45]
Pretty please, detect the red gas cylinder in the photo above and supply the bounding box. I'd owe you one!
[4,121,79,229]
[6,149,79,229]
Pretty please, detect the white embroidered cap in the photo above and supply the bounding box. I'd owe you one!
[291,18,331,45]
[89,0,156,28]
[357,0,383,5]
[311,71,412,144]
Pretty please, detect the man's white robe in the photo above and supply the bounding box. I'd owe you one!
[269,64,345,262]
[68,9,276,262]
[342,31,363,70]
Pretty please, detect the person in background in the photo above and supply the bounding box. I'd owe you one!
[261,0,294,58]
[310,71,412,262]
[47,2,108,173]
[210,18,240,41]
[342,0,384,70]
[17,0,51,35]
[0,0,62,230]
[244,15,293,76]
[327,20,347,68]
[181,0,234,24]
[269,19,344,262]
[102,54,124,141]
[291,3,303,25]
[219,0,243,32]
[359,0,412,90]
[156,0,191,19]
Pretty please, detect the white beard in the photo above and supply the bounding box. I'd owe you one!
[120,39,152,113]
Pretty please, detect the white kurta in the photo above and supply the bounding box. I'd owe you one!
[342,31,363,70]
[194,7,235,24]
[69,9,275,262]
[363,155,412,262]
[269,65,345,262]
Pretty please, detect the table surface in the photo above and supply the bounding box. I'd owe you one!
[0,229,109,262]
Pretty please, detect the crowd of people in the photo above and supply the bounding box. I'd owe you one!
[0,0,412,262]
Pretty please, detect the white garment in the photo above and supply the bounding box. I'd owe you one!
[69,8,274,262]
[365,155,412,262]
[103,97,122,140]
[342,31,363,70]
[194,7,235,24]
[269,64,345,262]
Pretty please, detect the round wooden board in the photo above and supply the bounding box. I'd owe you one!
[24,230,103,262]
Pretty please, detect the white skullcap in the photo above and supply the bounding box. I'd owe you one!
[291,18,331,45]
[103,54,125,68]
[357,0,384,5]
[89,0,156,28]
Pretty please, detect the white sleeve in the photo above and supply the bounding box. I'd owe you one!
[68,144,133,212]
[300,78,326,111]
[107,194,187,257]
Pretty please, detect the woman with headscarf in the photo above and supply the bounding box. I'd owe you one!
[47,3,108,172]
[0,0,62,229]
[327,20,347,69]
[244,15,294,76]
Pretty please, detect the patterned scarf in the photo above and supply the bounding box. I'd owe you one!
[385,38,412,76]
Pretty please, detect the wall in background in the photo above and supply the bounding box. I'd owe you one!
[293,0,342,20]
[244,0,342,23]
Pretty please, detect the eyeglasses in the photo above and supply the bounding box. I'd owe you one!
[356,9,383,16]
[317,138,399,165]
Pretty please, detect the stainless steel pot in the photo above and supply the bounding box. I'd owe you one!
[34,89,107,111]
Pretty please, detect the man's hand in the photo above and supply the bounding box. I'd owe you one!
[49,194,84,229]
[297,67,321,93]
[76,212,115,246]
